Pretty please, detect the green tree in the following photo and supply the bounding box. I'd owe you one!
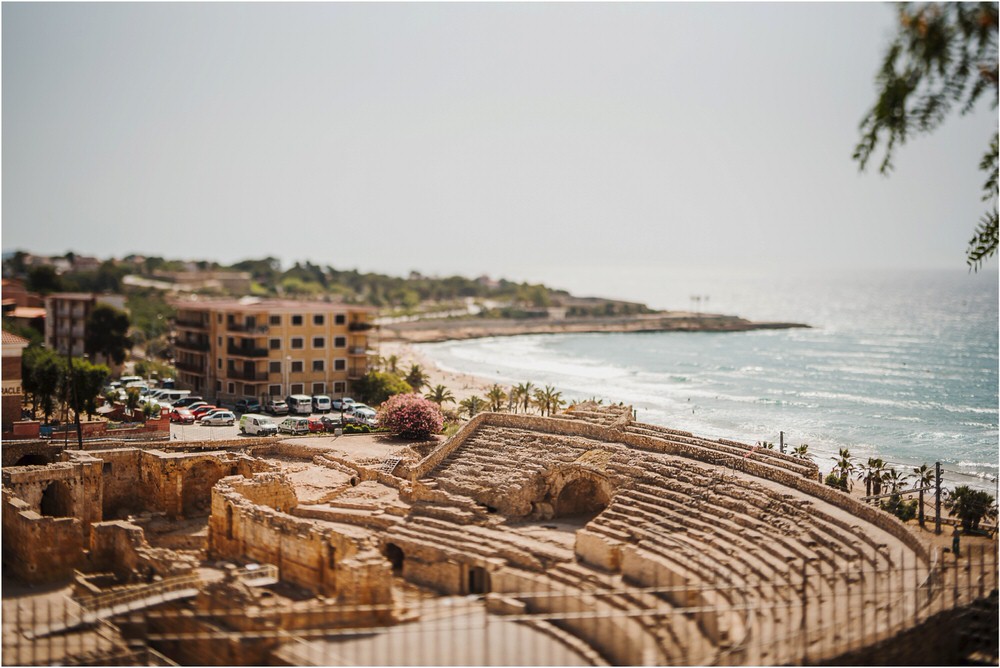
[404,364,430,393]
[912,463,935,527]
[514,382,535,414]
[85,304,132,365]
[854,2,998,270]
[458,395,486,419]
[944,485,998,532]
[64,358,111,420]
[485,384,508,412]
[792,444,811,460]
[383,354,400,374]
[26,265,62,295]
[22,346,63,421]
[353,371,412,406]
[532,385,565,417]
[125,387,141,415]
[424,384,456,406]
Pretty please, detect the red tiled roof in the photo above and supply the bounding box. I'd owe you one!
[2,331,31,345]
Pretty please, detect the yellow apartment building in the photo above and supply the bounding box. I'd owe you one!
[171,299,377,405]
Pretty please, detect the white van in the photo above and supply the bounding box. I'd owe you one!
[240,414,278,436]
[286,394,313,415]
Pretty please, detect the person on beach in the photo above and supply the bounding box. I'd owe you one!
[952,526,961,558]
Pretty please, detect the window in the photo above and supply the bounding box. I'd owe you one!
[269,314,281,326]
[269,361,281,374]
[312,359,325,372]
[291,360,304,373]
[334,381,346,393]
[217,314,223,323]
[290,337,304,349]
[269,384,281,396]
[218,336,222,346]
[216,381,222,391]
[217,358,223,369]
[334,336,346,348]
[312,382,325,394]
[334,359,347,371]
[313,314,324,325]
[335,314,346,325]
[227,382,235,394]
[269,338,281,350]
[312,337,325,348]
[291,315,303,326]
[290,383,304,394]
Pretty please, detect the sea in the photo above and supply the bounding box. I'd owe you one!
[417,267,999,493]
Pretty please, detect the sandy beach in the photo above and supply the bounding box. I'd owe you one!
[380,340,497,404]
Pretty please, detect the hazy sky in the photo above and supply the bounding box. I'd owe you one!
[3,2,996,287]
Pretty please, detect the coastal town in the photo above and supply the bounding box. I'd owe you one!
[1,250,996,665]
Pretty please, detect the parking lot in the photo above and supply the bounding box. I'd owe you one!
[168,409,355,442]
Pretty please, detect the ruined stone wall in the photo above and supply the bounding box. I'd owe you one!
[83,449,145,519]
[1,458,103,532]
[88,520,197,582]
[208,474,392,604]
[2,488,84,583]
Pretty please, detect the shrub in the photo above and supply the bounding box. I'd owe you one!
[353,371,412,406]
[376,393,444,440]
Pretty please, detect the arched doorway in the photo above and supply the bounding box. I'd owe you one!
[384,543,404,572]
[467,566,490,594]
[554,477,610,518]
[40,480,73,517]
[14,454,49,466]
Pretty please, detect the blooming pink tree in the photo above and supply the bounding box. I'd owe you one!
[376,393,444,439]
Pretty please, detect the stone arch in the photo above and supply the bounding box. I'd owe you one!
[553,476,611,519]
[181,460,225,517]
[40,480,73,517]
[384,543,404,572]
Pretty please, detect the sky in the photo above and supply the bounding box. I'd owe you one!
[3,2,997,292]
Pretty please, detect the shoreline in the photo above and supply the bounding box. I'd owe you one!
[379,312,810,344]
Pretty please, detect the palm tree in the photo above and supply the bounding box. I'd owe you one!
[912,463,935,527]
[885,468,909,495]
[424,384,455,406]
[516,382,535,414]
[384,354,400,374]
[459,395,486,419]
[792,444,811,460]
[533,385,564,417]
[485,384,507,412]
[945,486,998,532]
[831,448,855,491]
[405,364,430,393]
[857,458,879,499]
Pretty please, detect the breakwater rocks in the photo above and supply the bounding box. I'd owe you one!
[381,313,810,343]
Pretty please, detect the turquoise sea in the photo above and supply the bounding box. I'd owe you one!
[418,268,999,493]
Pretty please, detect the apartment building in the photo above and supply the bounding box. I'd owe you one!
[44,293,128,374]
[171,299,377,405]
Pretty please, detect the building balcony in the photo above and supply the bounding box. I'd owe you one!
[174,318,208,330]
[226,345,269,358]
[174,339,210,352]
[348,321,375,331]
[348,347,371,356]
[348,366,367,380]
[227,323,269,334]
[226,369,269,381]
[176,361,205,373]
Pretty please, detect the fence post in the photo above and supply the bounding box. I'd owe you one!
[934,462,942,535]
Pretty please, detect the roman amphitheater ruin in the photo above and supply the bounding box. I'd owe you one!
[2,403,996,665]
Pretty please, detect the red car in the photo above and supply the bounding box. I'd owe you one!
[307,416,326,433]
[169,408,196,424]
[191,405,218,419]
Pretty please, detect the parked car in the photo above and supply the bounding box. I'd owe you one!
[197,408,228,422]
[286,394,313,415]
[307,416,326,433]
[319,415,343,432]
[168,408,196,424]
[344,413,378,428]
[201,410,236,426]
[277,417,310,435]
[235,398,262,414]
[265,398,289,416]
[240,413,278,436]
[173,396,204,409]
[312,395,332,413]
[331,397,356,411]
[185,401,209,414]
[191,405,218,419]
[345,404,376,419]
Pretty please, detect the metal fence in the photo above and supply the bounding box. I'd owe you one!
[3,545,996,666]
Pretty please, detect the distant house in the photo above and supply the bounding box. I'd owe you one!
[151,270,252,294]
[44,293,128,374]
